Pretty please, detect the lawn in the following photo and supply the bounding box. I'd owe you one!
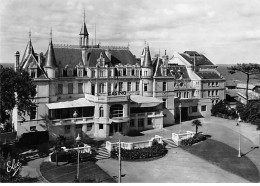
[181,139,260,183]
[40,161,116,183]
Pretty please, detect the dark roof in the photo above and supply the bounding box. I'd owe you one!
[44,40,57,68]
[180,52,214,66]
[142,46,152,68]
[20,40,36,68]
[80,22,89,36]
[196,71,223,79]
[152,57,163,76]
[53,47,138,68]
[167,66,190,79]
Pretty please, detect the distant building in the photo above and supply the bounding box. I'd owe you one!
[12,16,225,139]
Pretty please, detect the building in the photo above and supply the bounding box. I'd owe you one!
[12,16,225,140]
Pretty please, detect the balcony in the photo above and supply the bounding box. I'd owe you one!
[51,116,94,126]
[130,111,163,118]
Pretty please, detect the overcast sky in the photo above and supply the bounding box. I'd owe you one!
[1,0,260,64]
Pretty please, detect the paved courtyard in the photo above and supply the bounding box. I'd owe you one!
[97,116,260,183]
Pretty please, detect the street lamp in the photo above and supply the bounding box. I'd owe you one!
[179,103,182,134]
[237,116,242,157]
[118,139,121,183]
[76,133,81,180]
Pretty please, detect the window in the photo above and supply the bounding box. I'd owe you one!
[192,106,197,113]
[108,70,112,77]
[144,83,148,92]
[91,84,95,95]
[87,123,92,131]
[68,83,73,94]
[138,119,144,128]
[184,92,187,98]
[163,82,167,91]
[132,69,135,76]
[108,83,111,93]
[216,90,219,96]
[162,98,167,109]
[100,107,104,117]
[119,82,123,91]
[30,126,36,131]
[201,105,207,112]
[123,68,126,76]
[99,70,104,77]
[136,82,139,91]
[179,82,184,87]
[30,107,36,120]
[58,84,63,94]
[147,118,152,125]
[99,83,105,93]
[144,71,147,76]
[78,83,83,94]
[208,91,211,97]
[216,82,219,87]
[212,82,215,87]
[130,119,135,127]
[31,71,35,78]
[127,82,131,91]
[92,70,96,78]
[64,126,70,133]
[212,90,215,96]
[75,124,82,129]
[110,104,123,118]
[99,124,103,130]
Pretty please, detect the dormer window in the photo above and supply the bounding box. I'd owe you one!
[31,71,35,78]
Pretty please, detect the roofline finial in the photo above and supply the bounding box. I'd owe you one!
[84,8,86,23]
[50,27,52,41]
[29,29,31,41]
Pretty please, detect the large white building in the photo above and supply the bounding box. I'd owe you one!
[12,16,225,139]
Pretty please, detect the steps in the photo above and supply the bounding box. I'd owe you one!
[163,139,178,149]
[92,144,110,160]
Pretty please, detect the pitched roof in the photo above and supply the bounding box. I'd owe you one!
[179,52,214,66]
[142,45,152,68]
[53,46,138,68]
[20,40,36,68]
[167,66,190,79]
[236,83,255,90]
[196,71,222,79]
[80,22,89,36]
[44,40,57,68]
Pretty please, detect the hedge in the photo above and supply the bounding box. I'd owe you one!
[181,134,207,146]
[110,141,167,160]
[18,131,49,147]
[50,150,96,163]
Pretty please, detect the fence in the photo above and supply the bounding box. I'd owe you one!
[172,131,195,146]
[105,135,163,152]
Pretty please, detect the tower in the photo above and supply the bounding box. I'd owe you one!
[43,29,57,78]
[20,31,36,69]
[79,9,89,48]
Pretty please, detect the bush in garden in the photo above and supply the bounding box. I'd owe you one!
[181,133,207,146]
[211,100,238,119]
[110,140,167,160]
[50,150,96,163]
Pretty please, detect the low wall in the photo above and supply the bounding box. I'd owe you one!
[106,135,163,152]
[172,131,195,146]
[0,132,17,143]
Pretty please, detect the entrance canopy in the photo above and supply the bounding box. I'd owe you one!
[46,98,94,109]
[130,95,163,108]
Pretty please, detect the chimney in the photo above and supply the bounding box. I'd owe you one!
[15,51,20,71]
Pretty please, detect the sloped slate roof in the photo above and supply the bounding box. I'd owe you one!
[167,66,190,79]
[180,52,214,66]
[53,47,138,68]
[196,71,222,79]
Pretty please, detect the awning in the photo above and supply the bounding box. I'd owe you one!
[130,95,163,107]
[46,98,94,109]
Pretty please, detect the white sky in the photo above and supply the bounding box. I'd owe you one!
[1,0,260,64]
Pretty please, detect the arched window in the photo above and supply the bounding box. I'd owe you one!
[110,104,123,118]
[99,83,105,93]
[99,107,104,117]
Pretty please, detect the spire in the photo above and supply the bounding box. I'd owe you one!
[44,28,57,68]
[80,9,89,36]
[142,44,152,68]
[20,30,35,66]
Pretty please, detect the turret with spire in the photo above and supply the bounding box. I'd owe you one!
[44,28,57,78]
[79,9,89,48]
[20,30,36,68]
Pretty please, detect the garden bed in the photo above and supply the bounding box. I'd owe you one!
[110,141,167,161]
[180,133,208,146]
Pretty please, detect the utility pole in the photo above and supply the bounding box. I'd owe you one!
[118,139,121,183]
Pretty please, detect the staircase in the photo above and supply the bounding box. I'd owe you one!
[92,143,111,160]
[163,139,178,149]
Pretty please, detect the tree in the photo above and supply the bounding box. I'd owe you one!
[192,119,202,134]
[228,63,260,104]
[0,67,37,123]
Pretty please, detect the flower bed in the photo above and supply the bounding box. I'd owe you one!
[181,133,207,146]
[50,150,96,163]
[110,140,167,161]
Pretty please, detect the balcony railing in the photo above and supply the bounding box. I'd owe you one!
[130,111,163,118]
[51,116,94,125]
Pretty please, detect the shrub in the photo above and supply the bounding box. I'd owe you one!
[181,134,207,146]
[110,141,167,160]
[18,131,49,148]
[50,150,96,163]
[211,100,238,119]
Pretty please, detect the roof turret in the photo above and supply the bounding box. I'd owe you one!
[142,44,152,68]
[79,9,89,36]
[44,29,57,68]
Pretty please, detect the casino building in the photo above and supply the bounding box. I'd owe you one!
[12,16,225,139]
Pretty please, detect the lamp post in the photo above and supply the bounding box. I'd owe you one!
[76,133,81,180]
[118,139,121,183]
[179,103,182,134]
[237,116,242,157]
